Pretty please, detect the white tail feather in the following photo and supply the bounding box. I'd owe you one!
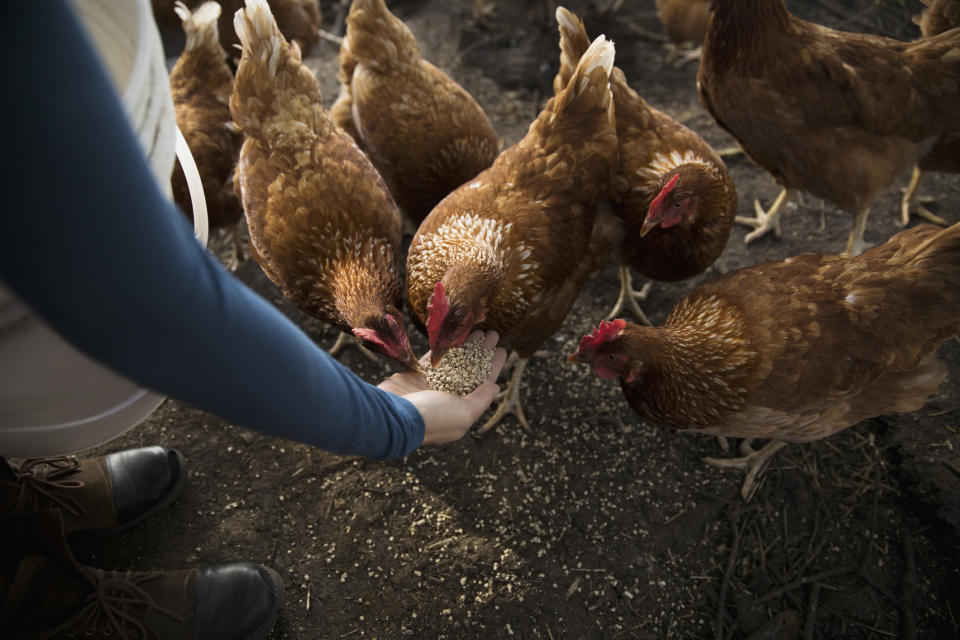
[576,35,615,95]
[176,1,222,50]
[234,0,287,76]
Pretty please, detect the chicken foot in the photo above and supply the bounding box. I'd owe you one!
[477,356,530,433]
[328,332,380,363]
[606,265,653,325]
[735,188,794,244]
[900,166,947,227]
[704,439,788,501]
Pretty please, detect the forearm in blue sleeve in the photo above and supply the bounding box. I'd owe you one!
[0,1,424,459]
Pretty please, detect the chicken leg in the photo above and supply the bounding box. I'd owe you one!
[666,44,702,67]
[900,166,948,227]
[606,265,653,325]
[704,439,788,501]
[735,188,794,244]
[843,207,870,257]
[477,355,529,433]
[328,332,380,363]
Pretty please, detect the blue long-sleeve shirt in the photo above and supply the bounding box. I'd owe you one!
[0,1,424,459]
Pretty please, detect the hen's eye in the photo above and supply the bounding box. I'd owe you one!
[673,202,683,208]
[607,354,618,361]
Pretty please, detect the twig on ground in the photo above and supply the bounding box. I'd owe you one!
[804,583,821,640]
[901,532,918,640]
[755,565,856,604]
[715,513,746,640]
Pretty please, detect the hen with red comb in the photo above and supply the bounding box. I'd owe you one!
[407,32,619,433]
[555,7,737,325]
[570,222,960,500]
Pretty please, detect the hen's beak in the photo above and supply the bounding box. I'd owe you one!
[566,352,583,365]
[401,347,424,374]
[429,347,449,369]
[639,216,659,238]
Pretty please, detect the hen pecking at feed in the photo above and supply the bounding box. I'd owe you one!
[230,0,419,371]
[570,222,960,500]
[407,34,619,433]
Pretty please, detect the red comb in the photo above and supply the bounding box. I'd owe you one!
[426,282,448,336]
[578,318,626,351]
[649,173,680,215]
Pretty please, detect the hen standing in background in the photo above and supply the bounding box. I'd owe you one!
[155,0,321,55]
[169,1,246,270]
[554,7,735,325]
[656,0,709,66]
[406,35,619,432]
[230,0,420,371]
[330,0,499,226]
[570,222,960,500]
[698,0,960,256]
[901,0,960,225]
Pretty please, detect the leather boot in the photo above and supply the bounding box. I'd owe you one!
[0,510,283,640]
[0,446,186,534]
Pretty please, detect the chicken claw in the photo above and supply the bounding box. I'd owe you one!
[477,357,530,433]
[735,188,793,244]
[900,167,948,228]
[704,439,788,501]
[606,265,652,325]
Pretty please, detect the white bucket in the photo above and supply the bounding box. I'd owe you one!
[0,0,207,457]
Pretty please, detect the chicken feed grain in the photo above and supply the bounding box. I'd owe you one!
[425,341,494,395]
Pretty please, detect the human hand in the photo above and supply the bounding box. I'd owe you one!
[378,330,507,445]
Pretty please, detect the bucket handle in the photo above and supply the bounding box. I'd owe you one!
[174,125,209,248]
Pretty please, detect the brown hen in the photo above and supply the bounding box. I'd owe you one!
[407,35,619,432]
[902,0,960,225]
[169,1,245,268]
[570,222,960,499]
[698,0,960,255]
[230,0,418,371]
[554,7,736,325]
[330,0,499,226]
[655,0,709,66]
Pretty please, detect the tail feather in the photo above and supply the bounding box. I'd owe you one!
[230,0,328,140]
[553,35,615,118]
[344,0,420,73]
[554,7,592,94]
[175,1,222,51]
[234,0,289,77]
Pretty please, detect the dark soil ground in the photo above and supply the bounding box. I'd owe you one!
[82,1,960,638]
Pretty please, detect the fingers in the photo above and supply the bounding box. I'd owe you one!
[486,347,507,383]
[461,382,500,420]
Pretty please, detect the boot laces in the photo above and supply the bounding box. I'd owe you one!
[12,457,85,517]
[70,569,184,639]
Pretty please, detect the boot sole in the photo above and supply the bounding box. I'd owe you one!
[250,565,284,640]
